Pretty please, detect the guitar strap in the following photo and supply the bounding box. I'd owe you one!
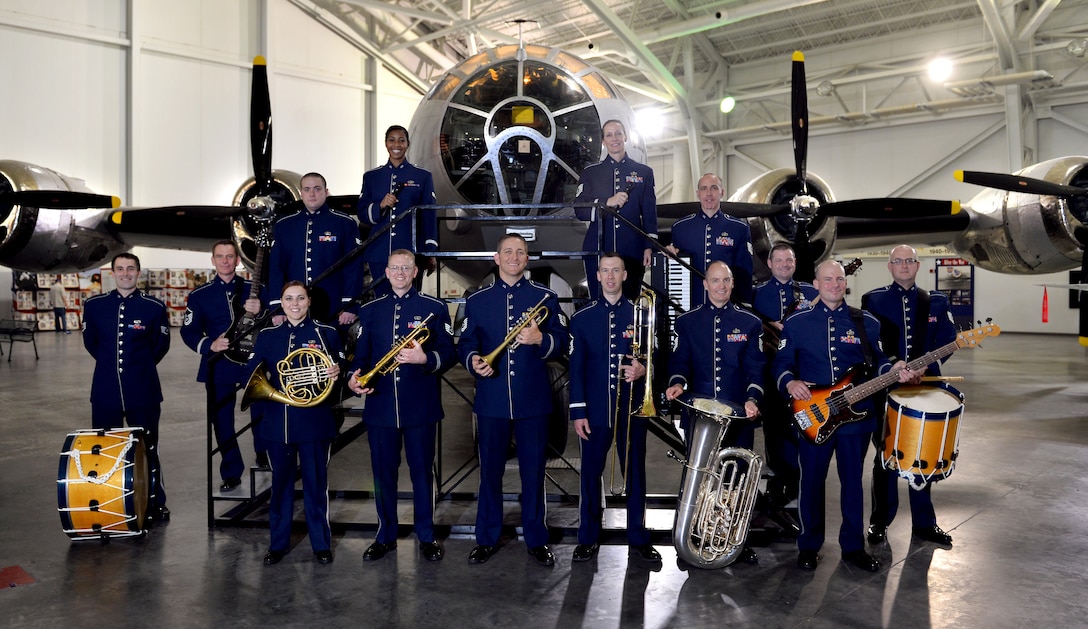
[911,287,931,361]
[848,306,875,374]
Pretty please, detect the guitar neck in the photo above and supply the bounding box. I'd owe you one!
[843,339,960,405]
[247,245,267,301]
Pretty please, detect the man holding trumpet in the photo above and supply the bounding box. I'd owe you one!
[458,233,569,567]
[568,253,657,564]
[347,249,456,562]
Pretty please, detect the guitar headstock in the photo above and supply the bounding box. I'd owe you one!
[955,322,1001,348]
[843,258,863,276]
[253,227,273,250]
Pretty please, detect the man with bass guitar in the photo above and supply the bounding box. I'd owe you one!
[181,240,267,491]
[773,259,915,572]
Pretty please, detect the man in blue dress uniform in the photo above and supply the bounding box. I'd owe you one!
[568,254,657,564]
[665,173,755,305]
[862,244,957,547]
[574,119,657,300]
[82,253,172,522]
[752,243,818,510]
[269,172,361,325]
[347,249,456,562]
[181,240,266,491]
[357,125,438,296]
[773,260,915,572]
[458,233,570,567]
[664,261,765,564]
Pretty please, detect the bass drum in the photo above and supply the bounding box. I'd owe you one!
[57,428,148,540]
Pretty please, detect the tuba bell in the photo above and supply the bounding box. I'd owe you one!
[672,397,763,569]
[241,347,336,410]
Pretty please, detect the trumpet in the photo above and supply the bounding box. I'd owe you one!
[241,347,336,410]
[610,289,656,495]
[478,295,549,370]
[354,313,434,390]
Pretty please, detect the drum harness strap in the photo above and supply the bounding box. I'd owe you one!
[910,287,931,362]
[847,306,876,377]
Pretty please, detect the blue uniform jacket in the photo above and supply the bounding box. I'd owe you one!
[568,297,642,427]
[457,278,569,419]
[268,204,361,311]
[246,318,344,444]
[668,302,766,404]
[773,302,894,433]
[357,161,438,263]
[350,289,455,428]
[82,290,171,411]
[180,275,255,383]
[574,155,658,259]
[669,212,755,304]
[862,283,957,373]
[752,277,818,322]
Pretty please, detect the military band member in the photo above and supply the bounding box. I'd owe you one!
[863,245,956,547]
[568,254,658,564]
[665,173,755,305]
[773,260,914,572]
[347,250,455,562]
[269,172,361,325]
[181,240,266,491]
[664,261,765,564]
[82,253,171,522]
[574,119,657,300]
[458,233,570,567]
[357,125,438,296]
[249,282,343,565]
[751,243,818,509]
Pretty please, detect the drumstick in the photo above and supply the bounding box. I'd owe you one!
[920,376,964,382]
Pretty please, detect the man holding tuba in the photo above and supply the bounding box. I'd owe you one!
[665,261,766,565]
[347,249,455,562]
[246,281,343,566]
[568,254,657,564]
[458,233,570,567]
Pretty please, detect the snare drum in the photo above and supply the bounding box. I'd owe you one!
[880,383,964,490]
[57,428,148,539]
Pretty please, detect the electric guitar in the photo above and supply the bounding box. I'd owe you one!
[762,258,862,353]
[790,322,1000,445]
[224,227,272,364]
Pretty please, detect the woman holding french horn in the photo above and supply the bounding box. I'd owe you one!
[244,280,344,565]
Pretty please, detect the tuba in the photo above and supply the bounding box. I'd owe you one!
[354,313,434,390]
[478,294,549,370]
[672,397,763,569]
[241,347,336,410]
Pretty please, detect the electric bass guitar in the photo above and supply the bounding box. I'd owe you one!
[224,227,272,364]
[790,321,1000,445]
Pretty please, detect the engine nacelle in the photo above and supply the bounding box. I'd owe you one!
[0,160,125,272]
[229,169,302,269]
[729,168,837,276]
[953,156,1088,274]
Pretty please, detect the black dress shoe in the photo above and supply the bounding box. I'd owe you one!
[797,550,819,570]
[528,545,555,567]
[630,544,662,563]
[255,452,270,468]
[867,524,888,544]
[363,541,397,561]
[738,546,759,565]
[913,525,953,545]
[468,544,497,564]
[842,550,881,572]
[148,505,170,522]
[314,550,333,564]
[572,543,600,562]
[219,477,241,491]
[420,541,444,561]
[264,550,287,565]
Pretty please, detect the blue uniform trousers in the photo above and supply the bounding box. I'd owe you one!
[797,430,869,553]
[367,423,437,544]
[475,414,549,548]
[266,440,332,553]
[870,452,937,528]
[577,415,649,546]
[92,404,166,508]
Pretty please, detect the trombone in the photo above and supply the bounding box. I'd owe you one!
[610,289,657,495]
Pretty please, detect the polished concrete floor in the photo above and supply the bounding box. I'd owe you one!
[2,329,1087,628]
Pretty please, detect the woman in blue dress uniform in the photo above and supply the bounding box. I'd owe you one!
[247,281,343,565]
